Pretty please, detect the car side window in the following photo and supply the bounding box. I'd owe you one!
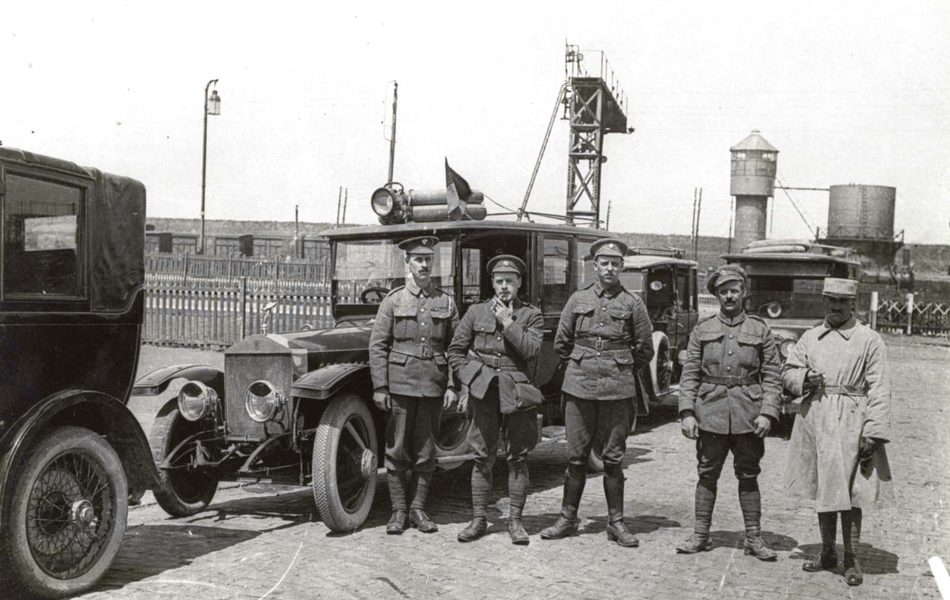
[676,268,690,310]
[541,235,571,315]
[3,173,83,298]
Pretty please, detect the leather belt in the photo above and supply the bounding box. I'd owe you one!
[821,384,868,397]
[392,341,443,360]
[701,375,758,387]
[471,350,519,370]
[575,338,630,351]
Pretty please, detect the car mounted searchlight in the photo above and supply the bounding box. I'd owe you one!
[370,181,488,225]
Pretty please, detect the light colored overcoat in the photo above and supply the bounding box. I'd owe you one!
[782,317,891,512]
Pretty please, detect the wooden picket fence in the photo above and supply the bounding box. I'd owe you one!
[144,276,334,348]
[874,296,950,336]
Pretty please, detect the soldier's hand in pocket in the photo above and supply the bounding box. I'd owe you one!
[680,414,699,439]
[859,437,880,462]
[753,415,772,438]
[373,390,391,411]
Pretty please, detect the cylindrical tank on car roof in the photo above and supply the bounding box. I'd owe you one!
[827,184,896,240]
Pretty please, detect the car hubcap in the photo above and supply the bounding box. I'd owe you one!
[360,449,378,479]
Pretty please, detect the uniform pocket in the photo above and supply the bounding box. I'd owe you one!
[388,352,409,365]
[570,347,586,362]
[429,309,452,341]
[737,333,761,368]
[746,383,763,402]
[393,305,418,338]
[613,352,635,371]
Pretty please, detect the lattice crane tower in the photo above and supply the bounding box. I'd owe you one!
[563,43,632,227]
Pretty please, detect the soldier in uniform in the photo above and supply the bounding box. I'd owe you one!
[676,264,781,560]
[540,238,654,547]
[447,255,543,545]
[783,278,891,587]
[369,235,459,535]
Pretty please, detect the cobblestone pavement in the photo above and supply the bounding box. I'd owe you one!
[75,336,948,599]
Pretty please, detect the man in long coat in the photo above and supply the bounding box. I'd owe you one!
[447,254,543,545]
[540,238,654,547]
[369,236,459,535]
[782,277,891,587]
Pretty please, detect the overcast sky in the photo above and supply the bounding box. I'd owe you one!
[3,1,948,243]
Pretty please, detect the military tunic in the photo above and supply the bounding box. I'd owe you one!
[678,311,783,484]
[369,278,459,473]
[782,317,891,512]
[555,281,654,400]
[447,298,543,466]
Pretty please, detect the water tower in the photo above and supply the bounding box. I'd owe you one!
[730,130,778,249]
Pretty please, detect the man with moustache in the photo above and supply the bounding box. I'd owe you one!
[540,238,653,548]
[676,264,781,560]
[783,278,891,587]
[447,254,543,545]
[369,236,459,535]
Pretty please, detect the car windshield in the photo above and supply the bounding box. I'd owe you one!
[746,276,826,318]
[333,238,455,304]
[619,271,645,294]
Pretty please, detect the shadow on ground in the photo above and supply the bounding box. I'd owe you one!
[790,542,900,575]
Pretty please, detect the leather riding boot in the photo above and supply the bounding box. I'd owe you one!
[386,470,410,535]
[739,480,776,561]
[508,505,530,545]
[844,553,864,586]
[803,512,838,572]
[540,468,585,540]
[676,482,716,553]
[458,466,492,542]
[508,462,530,545]
[409,471,438,533]
[603,466,639,548]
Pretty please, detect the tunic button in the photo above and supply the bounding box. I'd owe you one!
[600,322,605,326]
[596,352,601,356]
[728,351,733,355]
[729,334,735,339]
[421,308,426,312]
[726,366,732,371]
[421,322,427,326]
[497,336,502,341]
[421,337,426,341]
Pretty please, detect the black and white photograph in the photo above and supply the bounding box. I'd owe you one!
[1,1,947,598]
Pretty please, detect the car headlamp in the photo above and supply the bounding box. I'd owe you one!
[371,187,396,218]
[178,381,218,422]
[245,380,285,423]
[778,338,796,360]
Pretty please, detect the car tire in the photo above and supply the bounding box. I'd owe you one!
[649,332,673,398]
[312,393,378,532]
[434,389,474,470]
[4,426,127,599]
[149,403,218,517]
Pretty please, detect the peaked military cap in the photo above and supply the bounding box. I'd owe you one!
[487,254,526,276]
[591,238,628,259]
[707,264,748,294]
[398,235,438,255]
[822,277,858,299]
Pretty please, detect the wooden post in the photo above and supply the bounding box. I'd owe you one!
[869,291,879,330]
[906,292,914,335]
[240,276,248,340]
[182,252,189,285]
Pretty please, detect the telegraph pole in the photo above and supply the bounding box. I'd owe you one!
[388,81,398,182]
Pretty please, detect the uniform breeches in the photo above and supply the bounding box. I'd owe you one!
[696,430,764,486]
[468,382,537,469]
[385,394,442,473]
[564,394,629,470]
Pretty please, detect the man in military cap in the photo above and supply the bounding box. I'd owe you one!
[783,278,891,587]
[541,238,653,547]
[369,235,459,534]
[447,254,543,545]
[676,264,781,560]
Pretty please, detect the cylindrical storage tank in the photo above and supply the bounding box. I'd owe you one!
[730,130,778,197]
[827,184,896,240]
[734,196,769,250]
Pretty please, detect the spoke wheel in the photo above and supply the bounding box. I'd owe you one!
[434,389,473,470]
[312,393,378,532]
[149,403,218,517]
[5,426,127,599]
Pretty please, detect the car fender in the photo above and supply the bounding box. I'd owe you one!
[0,389,160,535]
[133,364,225,398]
[292,363,371,401]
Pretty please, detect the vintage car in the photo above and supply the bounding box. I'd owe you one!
[620,246,700,406]
[0,147,158,598]
[721,239,860,432]
[134,183,678,532]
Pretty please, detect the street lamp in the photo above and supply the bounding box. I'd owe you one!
[200,79,221,255]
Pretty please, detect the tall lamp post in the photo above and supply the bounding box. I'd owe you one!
[200,79,221,255]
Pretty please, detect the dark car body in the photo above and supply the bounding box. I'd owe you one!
[0,147,157,598]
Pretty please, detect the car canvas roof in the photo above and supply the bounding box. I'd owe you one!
[623,255,697,270]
